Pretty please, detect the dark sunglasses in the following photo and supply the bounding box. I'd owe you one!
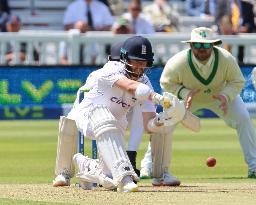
[192,43,212,49]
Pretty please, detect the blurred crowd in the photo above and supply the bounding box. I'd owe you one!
[0,0,256,64]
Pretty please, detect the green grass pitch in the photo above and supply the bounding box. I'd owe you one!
[0,119,256,204]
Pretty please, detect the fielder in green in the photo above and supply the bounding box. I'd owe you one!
[141,27,256,180]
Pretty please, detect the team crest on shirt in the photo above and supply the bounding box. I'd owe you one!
[203,88,211,94]
[141,44,146,54]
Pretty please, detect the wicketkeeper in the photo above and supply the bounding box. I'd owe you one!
[52,36,188,192]
[140,27,256,180]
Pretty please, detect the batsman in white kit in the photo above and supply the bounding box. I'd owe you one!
[53,36,189,192]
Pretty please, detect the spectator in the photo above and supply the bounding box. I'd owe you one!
[98,0,110,9]
[98,0,125,16]
[218,15,234,52]
[185,0,208,17]
[237,0,256,63]
[0,0,10,14]
[217,0,242,53]
[231,0,242,33]
[5,15,39,64]
[122,0,155,34]
[62,0,114,65]
[0,0,10,32]
[212,0,227,22]
[63,0,114,31]
[111,17,132,34]
[108,0,124,16]
[143,0,180,32]
[104,17,132,61]
[59,21,89,65]
[212,0,241,31]
[239,0,255,34]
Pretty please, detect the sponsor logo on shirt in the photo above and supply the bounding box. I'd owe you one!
[110,97,131,108]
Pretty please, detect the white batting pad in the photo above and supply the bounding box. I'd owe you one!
[55,116,78,177]
[89,105,139,185]
[151,126,175,178]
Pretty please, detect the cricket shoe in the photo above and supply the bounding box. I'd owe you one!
[248,170,256,178]
[53,174,70,187]
[78,180,94,190]
[73,153,115,190]
[140,167,152,179]
[152,172,181,186]
[117,176,138,193]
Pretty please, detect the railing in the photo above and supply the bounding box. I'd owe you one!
[1,31,256,65]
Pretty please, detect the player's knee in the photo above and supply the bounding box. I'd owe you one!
[89,105,120,138]
[228,112,251,129]
[238,112,252,125]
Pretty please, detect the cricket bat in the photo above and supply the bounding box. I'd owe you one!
[163,99,201,132]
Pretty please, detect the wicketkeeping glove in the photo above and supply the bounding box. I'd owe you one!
[156,92,186,126]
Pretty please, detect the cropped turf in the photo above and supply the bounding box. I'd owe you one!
[0,119,255,185]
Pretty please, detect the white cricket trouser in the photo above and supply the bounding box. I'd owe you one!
[192,95,256,171]
[191,95,256,170]
[140,143,152,170]
[127,104,144,151]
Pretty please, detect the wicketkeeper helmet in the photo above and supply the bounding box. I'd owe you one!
[108,41,123,61]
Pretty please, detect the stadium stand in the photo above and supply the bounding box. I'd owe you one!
[9,0,71,30]
[8,0,216,31]
[1,0,255,65]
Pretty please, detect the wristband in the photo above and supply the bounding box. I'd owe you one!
[135,83,153,101]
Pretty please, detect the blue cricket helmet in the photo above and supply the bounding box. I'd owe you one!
[108,41,123,61]
[120,36,154,67]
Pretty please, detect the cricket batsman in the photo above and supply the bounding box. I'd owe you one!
[52,36,188,192]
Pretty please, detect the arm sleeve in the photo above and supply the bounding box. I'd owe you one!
[160,57,192,100]
[98,63,125,87]
[219,56,245,102]
[141,100,156,113]
[101,5,114,26]
[144,20,155,34]
[63,5,75,25]
[140,75,157,112]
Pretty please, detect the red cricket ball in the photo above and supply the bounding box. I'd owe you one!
[206,157,216,167]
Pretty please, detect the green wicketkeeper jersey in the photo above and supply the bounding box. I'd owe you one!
[160,46,245,104]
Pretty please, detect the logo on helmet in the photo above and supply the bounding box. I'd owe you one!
[141,44,146,55]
